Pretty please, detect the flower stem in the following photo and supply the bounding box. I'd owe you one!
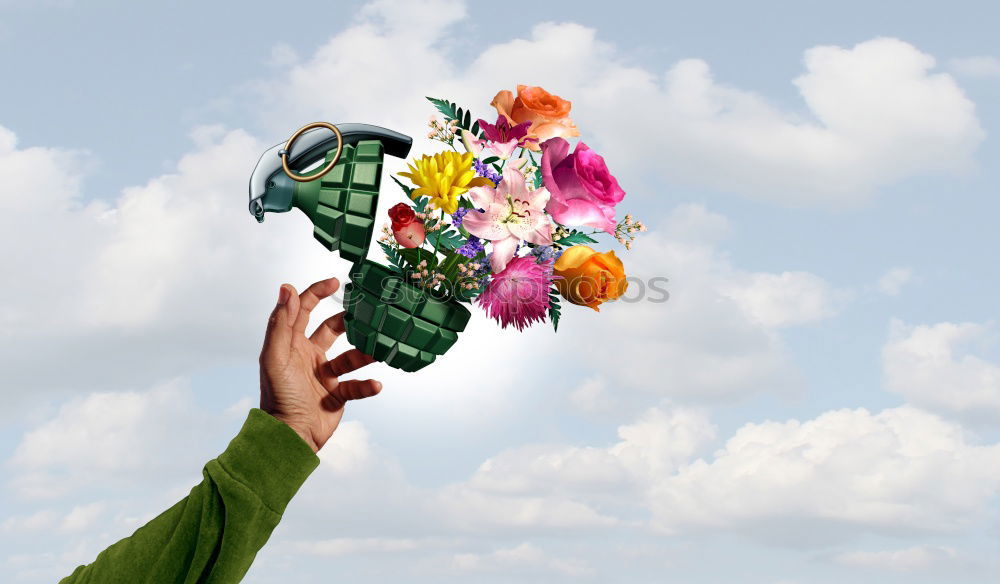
[432,209,444,258]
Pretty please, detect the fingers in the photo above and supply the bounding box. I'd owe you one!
[319,379,382,412]
[325,348,376,378]
[335,379,383,401]
[293,277,340,335]
[316,349,378,405]
[309,311,346,353]
[260,283,300,361]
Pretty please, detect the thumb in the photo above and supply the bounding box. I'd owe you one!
[261,284,299,359]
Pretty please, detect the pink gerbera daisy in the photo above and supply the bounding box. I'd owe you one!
[477,256,554,331]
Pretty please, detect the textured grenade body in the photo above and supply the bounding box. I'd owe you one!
[291,140,384,264]
[343,260,471,372]
[249,124,470,372]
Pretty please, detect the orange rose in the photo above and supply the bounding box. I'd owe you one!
[491,84,581,151]
[553,245,628,311]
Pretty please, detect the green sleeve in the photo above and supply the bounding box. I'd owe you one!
[58,408,320,584]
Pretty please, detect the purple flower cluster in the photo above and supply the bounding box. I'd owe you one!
[473,158,502,185]
[536,246,564,264]
[530,245,560,263]
[475,252,493,287]
[456,235,486,258]
[451,207,471,228]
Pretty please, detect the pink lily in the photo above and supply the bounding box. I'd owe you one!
[461,129,484,156]
[484,138,519,159]
[460,129,520,160]
[463,166,553,273]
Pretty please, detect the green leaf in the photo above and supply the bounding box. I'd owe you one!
[481,156,500,165]
[554,230,599,248]
[427,227,464,251]
[457,198,475,210]
[533,169,544,189]
[548,291,562,332]
[425,96,480,134]
[391,175,415,199]
[398,247,438,270]
[412,195,429,214]
[427,96,458,120]
[378,242,406,275]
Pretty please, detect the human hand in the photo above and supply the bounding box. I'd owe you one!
[259,276,381,453]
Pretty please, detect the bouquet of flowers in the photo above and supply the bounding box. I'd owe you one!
[248,86,645,371]
[363,85,644,342]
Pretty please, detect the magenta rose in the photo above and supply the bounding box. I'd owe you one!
[540,138,625,234]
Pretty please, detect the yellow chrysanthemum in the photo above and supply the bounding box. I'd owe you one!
[397,151,493,214]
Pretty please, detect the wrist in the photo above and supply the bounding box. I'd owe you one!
[288,426,320,454]
[264,411,320,453]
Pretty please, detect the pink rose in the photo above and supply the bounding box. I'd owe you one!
[540,138,625,234]
[393,221,425,248]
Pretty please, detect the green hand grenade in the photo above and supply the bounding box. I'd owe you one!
[249,122,472,371]
[343,260,471,371]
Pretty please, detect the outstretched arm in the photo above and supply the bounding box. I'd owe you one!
[59,276,381,584]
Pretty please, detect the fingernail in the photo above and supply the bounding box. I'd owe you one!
[278,285,290,305]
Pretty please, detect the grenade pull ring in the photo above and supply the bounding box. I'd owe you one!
[279,122,344,182]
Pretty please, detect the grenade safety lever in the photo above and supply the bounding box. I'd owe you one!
[248,123,412,222]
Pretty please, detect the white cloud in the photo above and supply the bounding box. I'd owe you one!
[877,267,913,296]
[449,542,592,578]
[278,397,624,537]
[57,503,105,534]
[310,204,823,431]
[432,486,621,531]
[568,377,616,414]
[833,545,960,571]
[4,3,996,581]
[0,125,94,342]
[447,403,1000,545]
[10,367,1000,580]
[648,406,1000,541]
[4,537,114,584]
[7,378,225,499]
[249,4,982,206]
[315,421,377,475]
[950,56,1000,78]
[0,510,59,533]
[1,0,936,411]
[264,43,299,68]
[291,536,441,557]
[547,205,828,403]
[660,203,732,244]
[75,127,307,330]
[721,271,839,327]
[0,122,340,401]
[468,405,715,497]
[883,319,1000,420]
[430,405,713,534]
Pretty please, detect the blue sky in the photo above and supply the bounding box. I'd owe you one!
[3,0,1000,582]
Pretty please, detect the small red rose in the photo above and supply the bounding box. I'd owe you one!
[388,203,425,248]
[388,203,416,229]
